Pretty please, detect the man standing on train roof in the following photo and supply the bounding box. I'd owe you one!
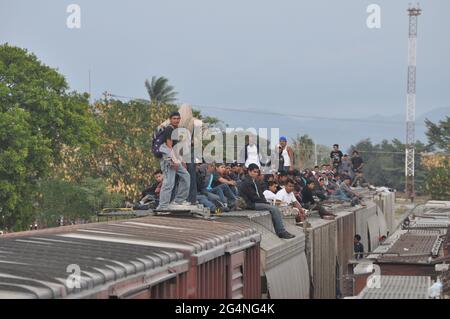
[330,144,344,174]
[156,111,191,210]
[277,136,295,173]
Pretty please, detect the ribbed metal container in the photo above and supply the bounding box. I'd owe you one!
[219,211,310,299]
[358,275,431,299]
[334,210,355,296]
[422,207,450,219]
[304,216,336,299]
[0,234,188,299]
[354,202,380,252]
[373,192,396,234]
[408,218,450,236]
[425,201,450,209]
[368,228,446,278]
[0,216,261,299]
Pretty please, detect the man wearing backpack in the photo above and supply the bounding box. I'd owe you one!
[154,111,191,210]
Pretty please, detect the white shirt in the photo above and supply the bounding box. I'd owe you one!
[245,144,261,168]
[281,147,291,167]
[275,188,298,207]
[263,190,277,203]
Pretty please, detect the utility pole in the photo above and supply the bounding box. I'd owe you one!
[405,4,421,203]
[314,143,318,166]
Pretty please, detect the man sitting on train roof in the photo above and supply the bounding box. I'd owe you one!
[239,163,296,239]
[333,177,365,207]
[274,179,309,226]
[203,163,238,211]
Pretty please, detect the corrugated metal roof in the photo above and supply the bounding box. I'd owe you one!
[358,275,431,299]
[220,210,277,234]
[410,218,450,227]
[217,213,309,299]
[368,214,380,252]
[265,253,309,299]
[374,192,395,233]
[377,207,389,237]
[305,216,337,299]
[217,214,305,269]
[0,234,187,299]
[59,216,261,258]
[425,201,450,209]
[421,206,450,219]
[354,202,378,252]
[0,216,262,299]
[408,219,450,236]
[334,210,355,296]
[374,231,442,264]
[368,230,408,257]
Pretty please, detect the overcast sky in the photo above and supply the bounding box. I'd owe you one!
[1,0,449,124]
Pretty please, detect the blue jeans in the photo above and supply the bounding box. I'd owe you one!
[254,203,286,235]
[197,194,216,212]
[158,158,191,209]
[203,190,222,203]
[230,185,239,197]
[187,162,197,204]
[207,184,237,206]
[332,189,352,201]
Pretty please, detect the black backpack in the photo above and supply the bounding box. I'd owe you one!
[151,125,170,159]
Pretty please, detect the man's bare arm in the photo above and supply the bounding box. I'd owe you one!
[218,177,236,186]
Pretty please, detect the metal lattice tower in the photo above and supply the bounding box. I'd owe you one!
[405,4,421,202]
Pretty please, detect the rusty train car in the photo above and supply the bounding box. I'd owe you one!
[0,189,395,299]
[0,217,261,299]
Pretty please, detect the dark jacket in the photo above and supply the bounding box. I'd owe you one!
[196,169,206,193]
[301,187,315,206]
[142,182,161,199]
[229,172,243,182]
[239,175,268,209]
[354,242,364,259]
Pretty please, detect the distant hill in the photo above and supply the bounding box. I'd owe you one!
[299,106,450,146]
[208,107,449,149]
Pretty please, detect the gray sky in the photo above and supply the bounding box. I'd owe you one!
[1,0,449,124]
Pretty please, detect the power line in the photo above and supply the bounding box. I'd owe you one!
[104,92,427,127]
[104,92,450,155]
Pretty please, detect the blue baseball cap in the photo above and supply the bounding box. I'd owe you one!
[279,136,287,142]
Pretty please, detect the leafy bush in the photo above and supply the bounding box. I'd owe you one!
[35,178,124,227]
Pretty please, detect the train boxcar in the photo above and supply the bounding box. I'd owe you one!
[218,211,310,299]
[0,216,261,299]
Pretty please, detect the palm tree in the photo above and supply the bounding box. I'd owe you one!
[145,76,178,105]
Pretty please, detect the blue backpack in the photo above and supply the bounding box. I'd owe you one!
[151,125,170,159]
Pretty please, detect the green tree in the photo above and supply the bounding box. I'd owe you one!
[0,108,51,230]
[79,99,176,200]
[0,44,100,230]
[0,44,99,163]
[425,117,450,152]
[424,167,450,200]
[192,108,222,128]
[145,76,178,105]
[348,138,430,193]
[316,144,332,166]
[423,117,450,200]
[36,178,124,227]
